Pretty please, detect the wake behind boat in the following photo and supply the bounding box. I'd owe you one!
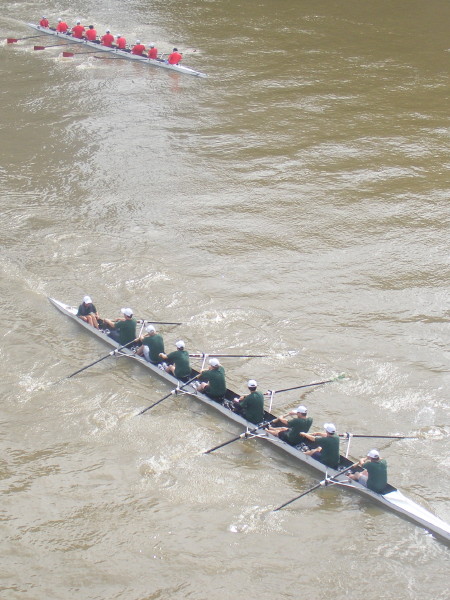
[49,297,450,544]
[26,23,208,78]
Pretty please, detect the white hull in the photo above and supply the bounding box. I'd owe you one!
[27,24,207,78]
[49,297,450,544]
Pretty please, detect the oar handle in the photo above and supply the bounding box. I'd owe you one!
[137,374,199,416]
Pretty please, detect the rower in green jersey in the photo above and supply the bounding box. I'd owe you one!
[266,405,313,446]
[301,423,340,469]
[159,340,191,382]
[136,325,165,364]
[103,308,137,346]
[193,358,227,402]
[348,449,388,493]
[233,379,265,425]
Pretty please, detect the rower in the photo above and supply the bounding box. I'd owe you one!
[148,43,158,59]
[266,405,312,446]
[101,29,114,47]
[301,423,340,469]
[103,308,137,346]
[159,340,191,382]
[39,16,49,28]
[167,47,182,65]
[56,18,69,34]
[71,21,85,39]
[136,325,165,364]
[84,25,98,42]
[115,34,127,50]
[233,380,265,425]
[131,40,146,55]
[76,295,100,329]
[192,358,227,402]
[348,449,388,493]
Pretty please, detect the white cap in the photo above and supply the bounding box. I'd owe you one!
[324,423,336,434]
[43,16,47,19]
[248,379,257,388]
[136,40,141,44]
[209,358,220,367]
[367,449,380,459]
[58,18,62,22]
[76,21,81,24]
[121,308,133,317]
[117,34,121,37]
[145,325,156,333]
[150,43,155,47]
[83,295,92,304]
[293,405,307,414]
[175,340,185,349]
[106,29,111,33]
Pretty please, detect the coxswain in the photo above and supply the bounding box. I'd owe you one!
[167,47,182,65]
[103,308,137,347]
[348,449,388,493]
[84,25,98,42]
[266,405,312,446]
[101,29,114,47]
[115,34,127,50]
[233,380,265,425]
[56,18,69,34]
[39,16,49,28]
[193,358,227,402]
[76,295,100,329]
[71,21,85,39]
[148,43,158,59]
[136,325,165,364]
[131,40,146,55]
[159,340,191,382]
[301,423,340,469]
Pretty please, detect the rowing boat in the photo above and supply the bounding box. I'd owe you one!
[26,24,207,78]
[49,297,450,543]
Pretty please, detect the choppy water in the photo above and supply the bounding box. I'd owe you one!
[1,1,449,599]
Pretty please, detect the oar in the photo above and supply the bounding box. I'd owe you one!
[137,319,183,326]
[203,413,290,455]
[56,338,139,382]
[7,34,49,43]
[62,50,111,58]
[190,353,269,359]
[340,433,418,440]
[267,373,346,395]
[34,41,83,50]
[273,462,359,512]
[136,374,200,416]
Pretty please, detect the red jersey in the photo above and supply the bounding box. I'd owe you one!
[168,51,182,65]
[56,21,69,33]
[39,19,49,28]
[131,44,145,55]
[85,28,97,41]
[101,33,114,47]
[116,37,126,49]
[148,47,158,59]
[72,25,85,39]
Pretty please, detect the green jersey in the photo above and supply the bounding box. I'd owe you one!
[240,391,264,425]
[167,349,191,379]
[365,459,388,493]
[142,334,165,363]
[314,433,340,468]
[280,417,313,446]
[114,318,137,346]
[199,366,226,398]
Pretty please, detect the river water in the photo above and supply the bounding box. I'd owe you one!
[1,0,449,598]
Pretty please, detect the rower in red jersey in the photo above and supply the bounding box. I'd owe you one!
[167,47,182,65]
[72,21,85,39]
[39,16,49,28]
[148,43,158,59]
[84,25,97,42]
[101,29,114,47]
[56,18,69,33]
[131,40,146,55]
[115,34,127,50]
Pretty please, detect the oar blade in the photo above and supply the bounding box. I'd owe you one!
[62,51,74,58]
[34,46,46,50]
[7,38,19,44]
